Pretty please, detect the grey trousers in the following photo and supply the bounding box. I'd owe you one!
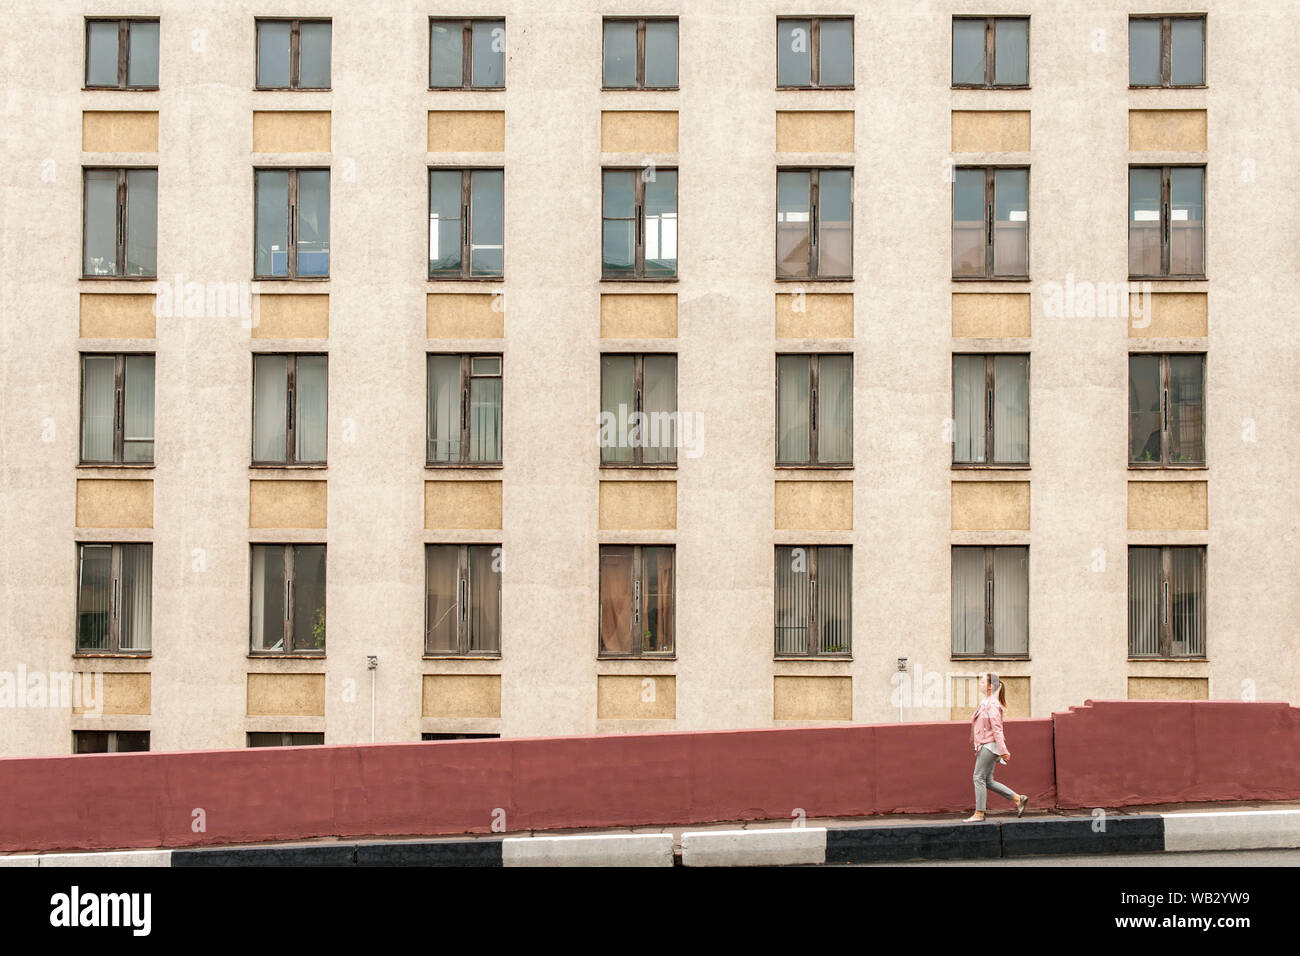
[973,745,1018,811]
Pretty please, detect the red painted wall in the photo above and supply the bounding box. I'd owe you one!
[1052,700,1300,809]
[0,718,1056,853]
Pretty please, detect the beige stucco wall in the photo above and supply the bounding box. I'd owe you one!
[0,1,1295,757]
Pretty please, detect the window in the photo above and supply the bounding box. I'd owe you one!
[255,169,330,278]
[774,546,851,657]
[1129,546,1205,658]
[256,19,331,89]
[952,354,1029,466]
[776,169,852,279]
[252,354,327,465]
[952,17,1028,87]
[1129,16,1204,87]
[600,353,677,465]
[1129,354,1205,466]
[425,545,502,656]
[776,353,852,466]
[430,19,505,89]
[953,167,1028,279]
[602,169,677,279]
[428,169,504,279]
[1129,166,1204,278]
[83,168,157,278]
[74,731,150,753]
[250,544,326,655]
[85,18,159,88]
[777,17,852,88]
[248,732,324,747]
[951,546,1028,658]
[422,733,500,740]
[428,355,502,465]
[600,545,674,657]
[77,543,152,654]
[603,18,678,89]
[80,354,155,465]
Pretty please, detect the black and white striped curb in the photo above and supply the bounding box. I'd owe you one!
[2,809,1296,866]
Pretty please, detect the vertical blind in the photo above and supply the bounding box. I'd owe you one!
[81,356,116,461]
[952,355,986,463]
[993,355,1028,463]
[122,355,155,462]
[816,546,851,653]
[818,354,853,463]
[992,546,1028,655]
[294,355,328,463]
[118,544,152,651]
[776,355,810,463]
[774,547,809,656]
[951,546,985,654]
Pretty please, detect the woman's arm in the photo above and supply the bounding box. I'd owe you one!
[989,703,1009,756]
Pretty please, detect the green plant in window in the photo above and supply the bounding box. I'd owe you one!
[642,629,654,651]
[313,607,326,649]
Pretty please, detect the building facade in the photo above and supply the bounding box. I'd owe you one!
[0,0,1296,756]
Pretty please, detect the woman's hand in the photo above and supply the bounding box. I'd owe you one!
[1002,752,1012,763]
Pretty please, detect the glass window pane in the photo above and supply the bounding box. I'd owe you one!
[257,21,291,88]
[642,547,674,654]
[993,169,1027,276]
[298,22,332,88]
[468,546,501,653]
[992,547,1028,656]
[641,355,676,464]
[817,354,853,464]
[1129,19,1161,86]
[1169,354,1205,465]
[603,20,636,88]
[644,171,677,277]
[77,544,112,651]
[294,355,327,463]
[599,547,634,654]
[84,170,118,276]
[430,21,464,87]
[951,547,984,654]
[992,354,1028,464]
[122,354,155,463]
[603,171,635,275]
[1171,19,1204,86]
[1128,168,1162,276]
[953,354,986,464]
[471,20,505,88]
[124,169,157,277]
[603,171,634,218]
[776,355,811,464]
[644,20,678,87]
[952,19,986,85]
[1128,354,1162,463]
[952,168,985,277]
[1170,167,1204,276]
[1127,547,1161,655]
[253,354,288,462]
[425,546,460,653]
[471,356,500,375]
[817,547,851,654]
[127,21,159,87]
[251,545,285,651]
[87,21,120,86]
[429,170,463,277]
[115,731,150,752]
[469,374,502,463]
[428,354,462,462]
[296,170,330,277]
[600,355,635,464]
[118,544,151,651]
[81,356,116,462]
[775,547,809,656]
[255,170,289,277]
[993,19,1028,85]
[1171,548,1205,656]
[290,545,326,652]
[470,169,504,277]
[817,170,852,277]
[819,20,853,87]
[76,731,110,754]
[777,19,812,87]
[776,171,810,278]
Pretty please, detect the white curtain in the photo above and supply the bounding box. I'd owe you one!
[427,355,461,462]
[469,376,502,463]
[118,544,152,651]
[253,355,287,462]
[951,547,985,654]
[993,354,1028,463]
[81,356,116,461]
[641,355,676,463]
[992,547,1028,655]
[600,355,635,464]
[777,355,810,463]
[953,355,985,463]
[250,546,284,651]
[294,355,328,463]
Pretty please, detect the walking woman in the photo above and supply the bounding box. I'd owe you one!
[964,672,1028,822]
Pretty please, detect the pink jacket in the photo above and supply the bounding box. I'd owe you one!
[970,696,1009,756]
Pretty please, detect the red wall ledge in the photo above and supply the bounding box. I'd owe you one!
[1052,699,1300,809]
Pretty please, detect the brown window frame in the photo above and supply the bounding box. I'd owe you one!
[775,352,854,468]
[601,167,678,281]
[951,353,1031,469]
[598,544,676,659]
[1128,546,1207,659]
[600,352,678,467]
[254,18,331,90]
[775,16,854,90]
[601,17,679,90]
[426,353,504,467]
[254,167,331,280]
[952,16,1030,89]
[951,545,1029,660]
[84,18,160,90]
[427,167,506,281]
[76,542,152,656]
[429,18,507,90]
[247,732,324,747]
[424,544,502,658]
[774,545,852,659]
[952,165,1030,281]
[1129,15,1206,88]
[74,730,151,753]
[249,543,327,657]
[79,352,156,466]
[1128,352,1206,468]
[1128,165,1206,280]
[251,352,328,466]
[775,167,854,281]
[82,167,158,280]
